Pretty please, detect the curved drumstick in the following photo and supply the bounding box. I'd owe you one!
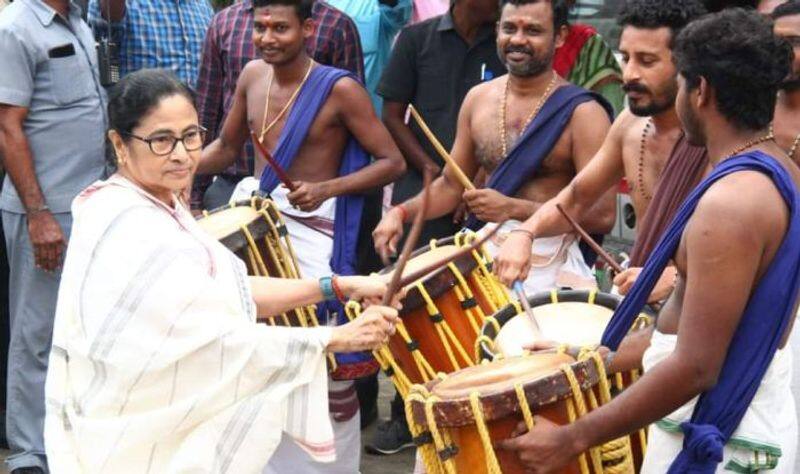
[408,105,475,191]
[382,171,433,306]
[555,203,623,274]
[396,224,501,288]
[250,131,296,192]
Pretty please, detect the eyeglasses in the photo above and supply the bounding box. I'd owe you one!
[124,127,207,156]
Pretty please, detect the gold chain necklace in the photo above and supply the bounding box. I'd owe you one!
[498,72,558,157]
[722,132,775,161]
[259,59,315,143]
[636,118,654,202]
[768,123,800,160]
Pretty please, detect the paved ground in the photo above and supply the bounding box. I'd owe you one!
[360,374,416,474]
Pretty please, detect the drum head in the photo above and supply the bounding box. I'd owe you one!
[380,236,491,315]
[196,205,261,240]
[408,353,601,427]
[495,302,613,357]
[432,352,575,400]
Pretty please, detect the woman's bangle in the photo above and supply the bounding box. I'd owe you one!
[393,204,408,223]
[319,276,337,301]
[331,275,347,303]
[509,228,535,241]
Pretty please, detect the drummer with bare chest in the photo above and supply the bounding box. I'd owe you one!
[197,1,405,472]
[199,1,405,210]
[498,10,800,472]
[239,60,361,186]
[469,78,587,210]
[373,0,615,294]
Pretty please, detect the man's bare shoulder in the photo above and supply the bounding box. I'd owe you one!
[569,99,612,128]
[458,79,501,119]
[613,109,644,129]
[239,60,268,88]
[329,76,374,116]
[331,75,368,98]
[690,169,787,242]
[606,109,646,142]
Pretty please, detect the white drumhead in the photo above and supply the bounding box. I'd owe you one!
[196,206,261,239]
[494,302,614,357]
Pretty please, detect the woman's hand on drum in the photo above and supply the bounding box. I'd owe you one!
[338,275,404,309]
[287,181,331,212]
[614,266,677,303]
[372,208,405,264]
[493,231,534,287]
[495,418,586,473]
[327,305,399,352]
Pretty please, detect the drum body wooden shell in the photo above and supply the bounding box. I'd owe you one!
[407,353,635,474]
[477,290,654,471]
[196,198,316,328]
[347,235,510,397]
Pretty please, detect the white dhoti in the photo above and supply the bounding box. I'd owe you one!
[230,179,361,473]
[475,220,596,294]
[641,330,798,473]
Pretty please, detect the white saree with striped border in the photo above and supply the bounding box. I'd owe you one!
[44,175,335,473]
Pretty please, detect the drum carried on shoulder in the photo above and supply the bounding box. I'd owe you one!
[195,197,322,329]
[345,233,511,398]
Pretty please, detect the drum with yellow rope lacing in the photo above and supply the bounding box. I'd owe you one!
[345,233,510,399]
[477,289,656,471]
[477,290,654,361]
[195,197,323,330]
[405,350,637,474]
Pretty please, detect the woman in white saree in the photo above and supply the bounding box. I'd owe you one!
[43,69,398,473]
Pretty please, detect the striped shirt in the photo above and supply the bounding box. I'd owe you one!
[88,0,214,86]
[192,0,364,205]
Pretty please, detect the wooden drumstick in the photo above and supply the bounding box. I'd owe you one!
[555,203,623,274]
[512,281,543,338]
[382,171,433,306]
[250,131,297,192]
[396,224,501,288]
[408,105,476,191]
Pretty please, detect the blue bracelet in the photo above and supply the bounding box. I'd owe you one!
[319,276,337,301]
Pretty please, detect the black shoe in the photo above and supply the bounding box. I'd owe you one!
[11,468,46,474]
[365,417,414,455]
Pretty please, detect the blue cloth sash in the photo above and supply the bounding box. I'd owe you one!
[464,84,612,230]
[258,65,373,374]
[600,151,800,472]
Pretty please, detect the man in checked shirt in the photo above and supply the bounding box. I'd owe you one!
[194,0,365,210]
[88,0,214,85]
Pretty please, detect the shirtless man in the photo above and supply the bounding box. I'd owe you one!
[198,0,405,472]
[497,10,799,472]
[494,0,708,302]
[199,0,404,213]
[373,0,615,293]
[772,1,800,164]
